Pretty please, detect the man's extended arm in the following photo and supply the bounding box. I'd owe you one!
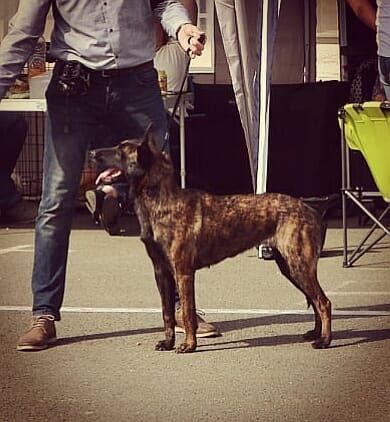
[153,0,205,56]
[0,0,51,99]
[345,0,377,31]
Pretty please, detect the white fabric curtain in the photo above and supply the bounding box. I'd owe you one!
[214,0,282,193]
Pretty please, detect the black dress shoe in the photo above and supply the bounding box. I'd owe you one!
[101,195,121,235]
[85,189,105,224]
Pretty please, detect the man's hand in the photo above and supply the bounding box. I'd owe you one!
[177,23,206,56]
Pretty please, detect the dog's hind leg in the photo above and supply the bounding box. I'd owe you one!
[273,249,332,349]
[143,240,176,351]
[302,298,323,343]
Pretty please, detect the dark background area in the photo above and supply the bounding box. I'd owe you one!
[170,81,350,199]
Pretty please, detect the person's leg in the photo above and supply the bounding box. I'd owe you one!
[378,55,390,100]
[0,113,27,208]
[0,113,38,223]
[30,117,90,320]
[17,64,104,350]
[23,63,107,323]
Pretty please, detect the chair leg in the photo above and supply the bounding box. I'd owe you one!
[343,201,390,267]
[342,189,350,267]
[349,231,388,266]
[346,196,390,235]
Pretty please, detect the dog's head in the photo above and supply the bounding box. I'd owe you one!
[89,123,172,182]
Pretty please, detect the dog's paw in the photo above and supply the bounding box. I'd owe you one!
[155,339,174,351]
[175,342,196,353]
[311,336,332,349]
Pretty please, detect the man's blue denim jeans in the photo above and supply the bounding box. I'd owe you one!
[32,62,166,320]
[379,55,390,100]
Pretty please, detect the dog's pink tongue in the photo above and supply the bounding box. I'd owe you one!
[95,168,122,184]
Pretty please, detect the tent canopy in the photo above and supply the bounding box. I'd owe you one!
[214,0,316,193]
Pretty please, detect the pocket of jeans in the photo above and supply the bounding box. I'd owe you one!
[134,68,158,87]
[45,64,65,101]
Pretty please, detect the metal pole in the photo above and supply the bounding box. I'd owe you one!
[337,0,349,81]
[339,110,350,266]
[179,96,186,189]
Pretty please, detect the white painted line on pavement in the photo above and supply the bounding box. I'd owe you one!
[328,291,390,296]
[332,280,357,291]
[0,245,33,255]
[0,306,389,316]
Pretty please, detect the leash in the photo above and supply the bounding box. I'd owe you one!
[161,34,206,151]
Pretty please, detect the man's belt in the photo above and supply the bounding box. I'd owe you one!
[89,60,154,78]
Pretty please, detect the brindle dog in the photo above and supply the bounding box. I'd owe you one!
[90,125,332,353]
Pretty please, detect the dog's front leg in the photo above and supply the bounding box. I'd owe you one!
[175,272,197,353]
[143,241,176,351]
[154,266,177,351]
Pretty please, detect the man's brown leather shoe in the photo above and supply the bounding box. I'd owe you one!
[175,308,220,338]
[17,315,56,351]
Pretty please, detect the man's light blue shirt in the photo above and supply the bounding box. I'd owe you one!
[0,0,191,98]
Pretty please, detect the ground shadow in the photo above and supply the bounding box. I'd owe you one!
[337,303,390,312]
[52,304,390,351]
[320,249,344,258]
[55,325,162,347]
[198,327,390,352]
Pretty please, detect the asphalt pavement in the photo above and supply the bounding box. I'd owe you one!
[0,209,389,421]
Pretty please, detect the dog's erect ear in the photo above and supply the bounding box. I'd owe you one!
[142,122,155,145]
[138,123,157,170]
[137,140,154,170]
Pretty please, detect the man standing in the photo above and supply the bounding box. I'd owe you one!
[0,0,206,351]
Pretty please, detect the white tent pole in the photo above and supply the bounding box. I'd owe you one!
[214,0,260,190]
[256,0,270,195]
[215,0,282,193]
[255,0,282,195]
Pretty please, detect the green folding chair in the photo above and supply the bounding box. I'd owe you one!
[338,101,390,267]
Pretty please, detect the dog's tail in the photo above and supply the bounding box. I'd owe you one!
[301,194,340,218]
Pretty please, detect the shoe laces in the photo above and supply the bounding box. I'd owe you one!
[32,315,55,328]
